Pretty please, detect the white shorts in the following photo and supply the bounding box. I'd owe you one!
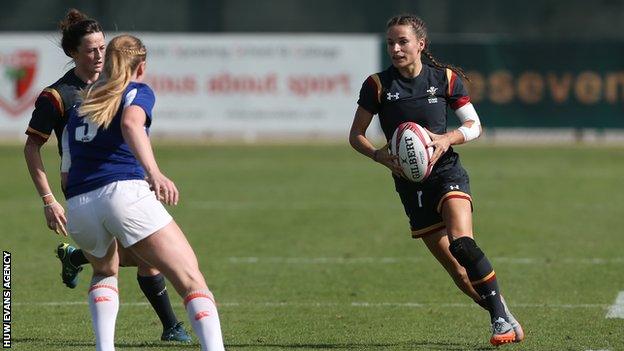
[66,179,172,258]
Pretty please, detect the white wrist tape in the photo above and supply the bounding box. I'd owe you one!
[455,103,481,142]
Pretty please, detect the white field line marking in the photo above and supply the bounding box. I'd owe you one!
[15,301,609,309]
[187,200,401,211]
[227,256,624,265]
[606,291,624,319]
[228,257,425,264]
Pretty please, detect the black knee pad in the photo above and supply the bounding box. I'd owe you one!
[449,237,484,267]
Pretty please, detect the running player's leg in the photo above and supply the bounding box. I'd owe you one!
[118,246,190,342]
[441,198,517,345]
[83,241,120,351]
[128,220,224,351]
[421,229,490,310]
[66,187,122,351]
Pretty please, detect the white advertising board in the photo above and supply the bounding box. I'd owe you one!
[0,33,71,137]
[0,33,380,139]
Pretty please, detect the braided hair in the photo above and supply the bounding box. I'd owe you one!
[386,14,469,82]
[79,35,147,129]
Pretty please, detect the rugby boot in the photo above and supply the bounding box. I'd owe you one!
[490,317,516,346]
[56,243,83,289]
[500,296,524,342]
[161,322,192,342]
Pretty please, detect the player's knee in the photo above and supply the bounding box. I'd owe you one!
[137,264,160,276]
[449,236,484,267]
[118,251,137,267]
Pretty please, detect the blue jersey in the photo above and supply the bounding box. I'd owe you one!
[64,82,155,199]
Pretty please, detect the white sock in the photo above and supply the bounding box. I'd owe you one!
[184,290,224,351]
[88,276,119,351]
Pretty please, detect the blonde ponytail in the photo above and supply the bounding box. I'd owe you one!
[79,35,146,129]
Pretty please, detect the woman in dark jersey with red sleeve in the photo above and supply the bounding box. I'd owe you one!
[349,14,524,346]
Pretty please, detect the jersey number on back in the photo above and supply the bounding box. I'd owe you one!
[74,118,99,142]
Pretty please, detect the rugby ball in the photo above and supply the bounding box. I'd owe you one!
[390,122,433,182]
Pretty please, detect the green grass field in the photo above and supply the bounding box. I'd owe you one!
[2,143,623,350]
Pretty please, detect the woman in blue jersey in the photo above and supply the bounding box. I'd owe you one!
[24,9,190,342]
[64,34,224,351]
[349,14,524,346]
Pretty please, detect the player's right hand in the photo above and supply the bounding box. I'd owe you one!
[374,142,406,179]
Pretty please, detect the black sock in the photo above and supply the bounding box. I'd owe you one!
[475,298,490,311]
[450,237,506,322]
[69,249,89,267]
[137,273,179,330]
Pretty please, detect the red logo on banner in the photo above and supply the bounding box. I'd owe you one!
[0,50,39,118]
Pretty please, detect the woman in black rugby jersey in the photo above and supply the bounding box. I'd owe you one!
[348,14,524,346]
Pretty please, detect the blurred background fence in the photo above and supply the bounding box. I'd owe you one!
[1,0,623,141]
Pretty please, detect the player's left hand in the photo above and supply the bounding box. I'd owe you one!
[425,129,451,166]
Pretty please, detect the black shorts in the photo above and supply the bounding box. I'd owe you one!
[394,152,472,239]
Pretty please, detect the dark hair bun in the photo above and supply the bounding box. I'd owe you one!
[58,8,89,32]
[58,9,103,57]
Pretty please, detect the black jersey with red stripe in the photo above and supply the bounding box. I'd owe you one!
[358,63,470,139]
[357,63,472,187]
[25,69,86,155]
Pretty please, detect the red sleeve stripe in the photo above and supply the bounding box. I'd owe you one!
[436,191,472,213]
[184,291,215,307]
[88,284,119,294]
[411,222,446,239]
[25,126,50,140]
[370,74,382,103]
[450,96,471,110]
[41,88,64,116]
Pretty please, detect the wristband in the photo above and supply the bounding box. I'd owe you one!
[457,125,480,142]
[454,103,481,142]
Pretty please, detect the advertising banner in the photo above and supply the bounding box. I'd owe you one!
[0,33,379,138]
[410,40,624,128]
[0,33,71,136]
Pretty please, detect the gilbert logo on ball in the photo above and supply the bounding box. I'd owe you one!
[390,122,433,182]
